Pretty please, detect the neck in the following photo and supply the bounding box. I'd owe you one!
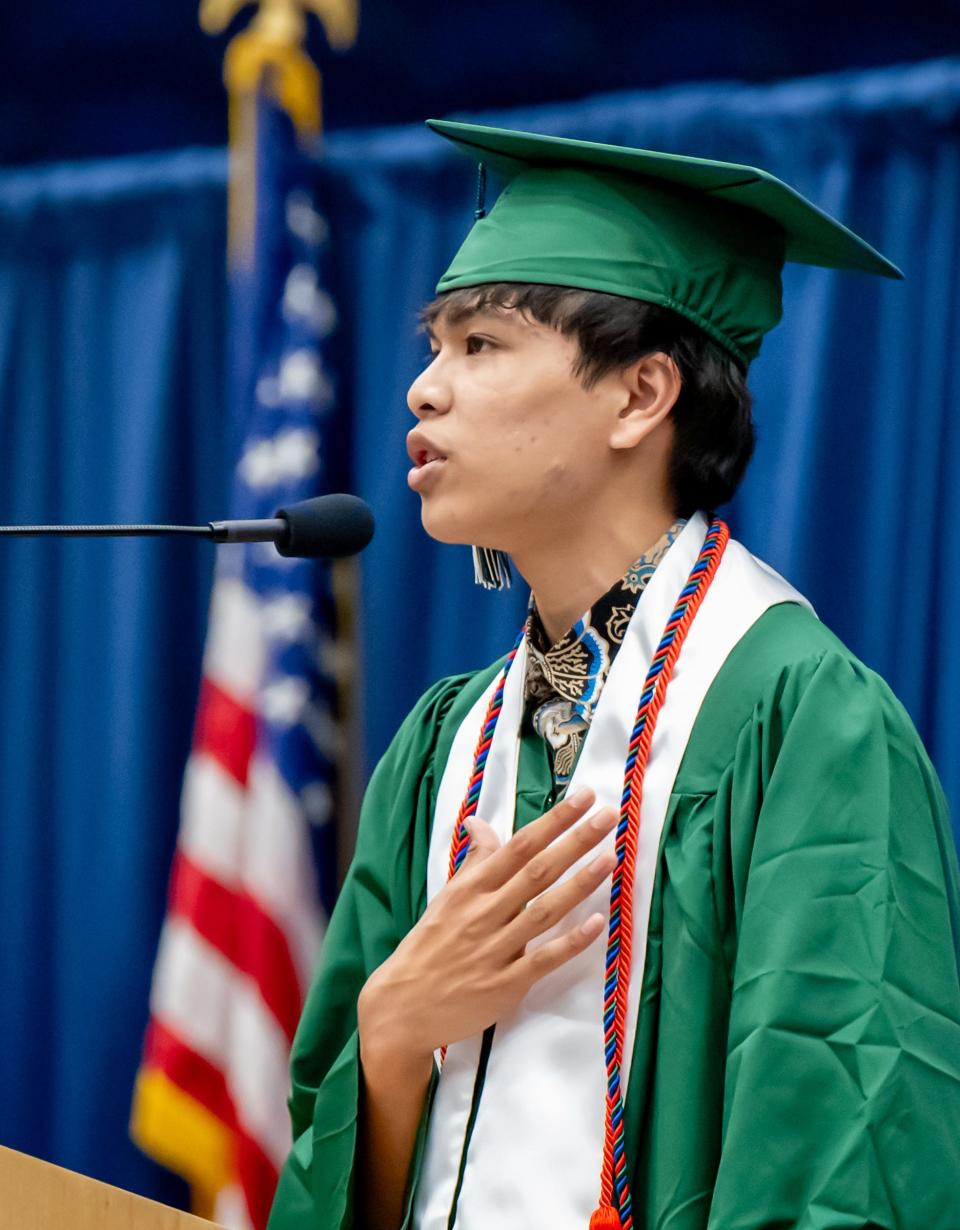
[512,499,680,645]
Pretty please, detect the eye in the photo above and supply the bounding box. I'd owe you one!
[466,334,495,355]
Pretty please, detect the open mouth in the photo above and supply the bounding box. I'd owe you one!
[414,448,448,467]
[406,432,450,491]
[407,446,449,492]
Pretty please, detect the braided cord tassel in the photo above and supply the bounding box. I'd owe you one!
[594,518,729,1230]
[447,630,525,878]
[439,630,524,1066]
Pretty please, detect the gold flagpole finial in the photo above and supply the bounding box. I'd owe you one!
[200,0,358,56]
[201,0,358,264]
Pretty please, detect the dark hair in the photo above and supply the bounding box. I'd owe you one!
[419,283,754,518]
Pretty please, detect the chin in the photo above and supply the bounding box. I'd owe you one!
[419,507,474,546]
[418,496,501,549]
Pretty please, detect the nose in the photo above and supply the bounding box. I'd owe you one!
[406,356,451,420]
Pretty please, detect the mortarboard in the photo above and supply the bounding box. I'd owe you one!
[427,119,902,367]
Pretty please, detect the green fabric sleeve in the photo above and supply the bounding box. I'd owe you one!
[267,671,483,1230]
[707,650,960,1229]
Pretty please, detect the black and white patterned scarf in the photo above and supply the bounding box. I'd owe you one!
[523,521,686,788]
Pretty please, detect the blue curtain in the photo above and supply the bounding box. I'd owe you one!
[316,58,960,826]
[0,57,959,1210]
[0,148,229,1203]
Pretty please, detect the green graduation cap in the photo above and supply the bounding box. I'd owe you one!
[427,119,902,367]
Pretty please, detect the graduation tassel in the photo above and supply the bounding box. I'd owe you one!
[474,162,487,220]
[472,545,512,590]
[589,1207,622,1230]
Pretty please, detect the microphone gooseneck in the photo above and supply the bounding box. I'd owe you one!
[0,494,376,560]
[0,523,211,538]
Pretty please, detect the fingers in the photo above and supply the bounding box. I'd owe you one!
[502,844,616,950]
[499,803,619,914]
[460,815,501,865]
[472,787,598,890]
[515,911,607,989]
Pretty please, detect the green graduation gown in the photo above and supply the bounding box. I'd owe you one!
[268,601,960,1230]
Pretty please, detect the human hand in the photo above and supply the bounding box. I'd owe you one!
[357,787,616,1072]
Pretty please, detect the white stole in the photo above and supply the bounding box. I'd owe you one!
[414,514,812,1230]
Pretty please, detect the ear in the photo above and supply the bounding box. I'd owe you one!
[608,352,681,451]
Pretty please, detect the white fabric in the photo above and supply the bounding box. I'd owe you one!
[414,515,812,1230]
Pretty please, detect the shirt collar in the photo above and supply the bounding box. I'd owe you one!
[524,520,687,722]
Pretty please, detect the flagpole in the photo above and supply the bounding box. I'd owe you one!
[131,4,358,1226]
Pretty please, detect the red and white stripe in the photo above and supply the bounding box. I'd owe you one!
[141,576,326,1228]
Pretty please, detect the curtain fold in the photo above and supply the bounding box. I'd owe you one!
[0,147,229,1204]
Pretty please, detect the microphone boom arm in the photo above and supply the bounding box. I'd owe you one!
[0,495,375,559]
[0,519,285,544]
[0,523,214,538]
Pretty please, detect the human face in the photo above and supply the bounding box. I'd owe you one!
[405,307,620,555]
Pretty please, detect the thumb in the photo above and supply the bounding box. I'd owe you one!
[461,815,501,864]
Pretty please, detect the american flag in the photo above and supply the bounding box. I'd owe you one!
[132,91,340,1230]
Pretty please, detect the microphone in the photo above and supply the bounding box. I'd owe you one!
[0,494,375,560]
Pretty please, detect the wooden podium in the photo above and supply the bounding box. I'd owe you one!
[0,1145,226,1229]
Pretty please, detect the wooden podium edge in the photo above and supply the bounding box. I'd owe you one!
[0,1144,226,1229]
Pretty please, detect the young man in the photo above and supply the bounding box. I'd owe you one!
[268,122,960,1230]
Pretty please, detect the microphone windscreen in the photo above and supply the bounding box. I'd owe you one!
[275,494,375,559]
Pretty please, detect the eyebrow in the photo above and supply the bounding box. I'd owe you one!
[423,307,513,342]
